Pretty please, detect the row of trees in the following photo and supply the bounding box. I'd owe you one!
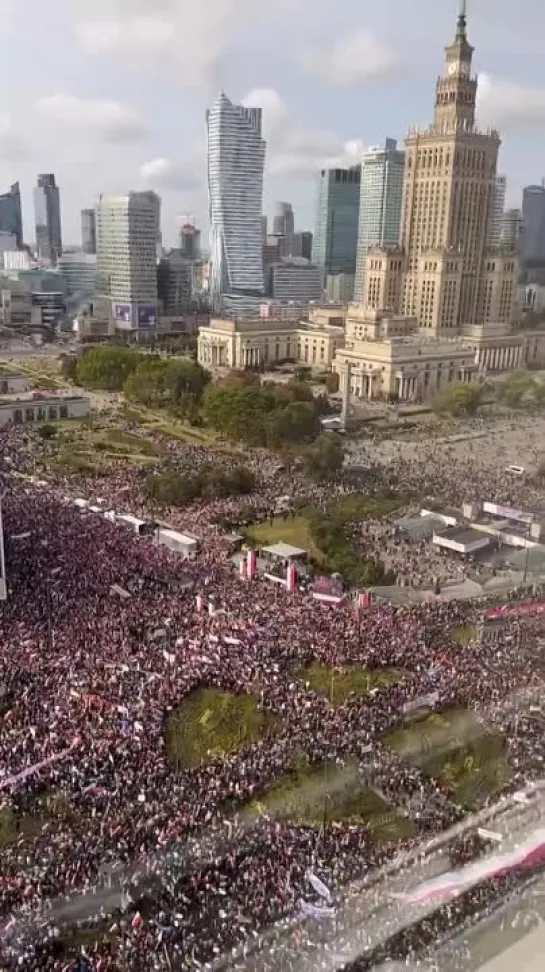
[62,347,210,412]
[65,348,340,452]
[201,375,332,449]
[145,465,256,506]
[432,372,545,417]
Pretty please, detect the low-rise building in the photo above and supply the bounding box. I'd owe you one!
[197,307,345,370]
[333,306,478,401]
[0,373,30,394]
[0,391,90,426]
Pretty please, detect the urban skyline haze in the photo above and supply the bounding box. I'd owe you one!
[0,0,544,245]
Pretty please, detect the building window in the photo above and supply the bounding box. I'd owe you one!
[60,405,68,419]
[14,409,22,423]
[48,406,58,420]
[25,408,35,422]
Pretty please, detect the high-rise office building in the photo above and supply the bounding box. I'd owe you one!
[261,215,268,245]
[96,191,160,329]
[0,183,23,248]
[273,202,295,256]
[34,174,62,265]
[313,167,361,277]
[180,223,201,261]
[58,252,97,299]
[499,208,523,252]
[354,139,405,303]
[521,182,545,265]
[396,5,516,332]
[81,209,97,255]
[206,92,266,317]
[158,250,193,315]
[292,231,313,261]
[488,175,506,248]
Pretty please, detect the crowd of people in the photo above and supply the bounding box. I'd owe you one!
[0,417,544,971]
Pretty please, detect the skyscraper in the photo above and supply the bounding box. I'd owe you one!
[521,182,545,265]
[397,4,514,332]
[34,174,62,265]
[488,175,506,248]
[206,92,266,317]
[81,208,97,255]
[0,183,23,248]
[354,139,405,302]
[500,208,523,251]
[292,231,313,261]
[96,191,160,329]
[273,201,295,255]
[180,222,201,261]
[313,167,361,276]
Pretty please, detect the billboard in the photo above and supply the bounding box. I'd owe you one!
[114,303,133,325]
[482,502,533,525]
[138,304,157,328]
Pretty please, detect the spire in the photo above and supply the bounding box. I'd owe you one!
[456,0,467,38]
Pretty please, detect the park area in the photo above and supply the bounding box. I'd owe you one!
[300,662,403,705]
[385,707,510,809]
[36,419,166,476]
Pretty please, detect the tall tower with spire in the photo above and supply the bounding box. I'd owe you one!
[390,1,517,335]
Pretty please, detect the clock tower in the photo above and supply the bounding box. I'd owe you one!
[434,1,477,130]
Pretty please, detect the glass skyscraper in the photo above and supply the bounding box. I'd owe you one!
[313,166,361,276]
[206,93,266,317]
[354,139,405,302]
[521,183,545,265]
[0,182,23,248]
[34,173,62,265]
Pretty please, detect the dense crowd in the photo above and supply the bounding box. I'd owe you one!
[0,420,544,971]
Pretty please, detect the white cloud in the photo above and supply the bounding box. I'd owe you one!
[477,74,545,130]
[242,88,365,176]
[36,94,146,143]
[0,113,26,160]
[72,0,264,87]
[301,28,398,86]
[140,157,201,192]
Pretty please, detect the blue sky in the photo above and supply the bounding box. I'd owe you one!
[2,0,545,246]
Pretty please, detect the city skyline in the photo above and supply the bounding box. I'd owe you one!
[0,0,543,244]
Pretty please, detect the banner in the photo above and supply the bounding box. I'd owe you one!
[482,502,533,525]
[485,600,545,620]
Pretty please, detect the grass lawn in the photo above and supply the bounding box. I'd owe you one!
[332,494,404,521]
[247,758,415,842]
[385,708,510,809]
[300,662,403,705]
[246,516,323,562]
[166,688,280,769]
[453,624,478,646]
[127,406,243,454]
[43,421,165,476]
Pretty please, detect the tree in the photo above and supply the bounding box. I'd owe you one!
[76,346,140,391]
[218,370,261,389]
[60,356,78,382]
[270,380,314,405]
[123,358,168,406]
[433,382,484,417]
[37,423,57,439]
[202,386,277,445]
[265,402,320,448]
[303,433,345,481]
[497,370,537,409]
[163,359,210,404]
